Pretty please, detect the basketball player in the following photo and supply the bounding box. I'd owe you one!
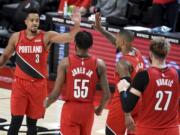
[0,5,81,135]
[118,38,180,135]
[95,12,145,135]
[44,31,111,135]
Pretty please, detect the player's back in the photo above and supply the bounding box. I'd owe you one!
[64,54,99,102]
[138,67,179,129]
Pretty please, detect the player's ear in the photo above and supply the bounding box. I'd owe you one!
[24,19,27,26]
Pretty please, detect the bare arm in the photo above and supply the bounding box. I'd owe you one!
[44,58,68,108]
[116,59,133,78]
[44,8,81,50]
[95,59,111,116]
[0,33,18,67]
[95,13,116,46]
[116,59,136,132]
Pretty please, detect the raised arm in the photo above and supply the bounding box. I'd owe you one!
[0,33,18,66]
[44,58,68,108]
[95,59,111,116]
[95,13,116,46]
[44,8,81,50]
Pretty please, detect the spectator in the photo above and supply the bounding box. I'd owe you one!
[151,0,179,31]
[90,0,128,18]
[58,0,92,16]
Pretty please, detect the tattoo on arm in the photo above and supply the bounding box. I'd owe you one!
[100,29,116,46]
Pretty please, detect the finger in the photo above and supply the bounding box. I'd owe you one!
[95,13,99,20]
[96,12,101,20]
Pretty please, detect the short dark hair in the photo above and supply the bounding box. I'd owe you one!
[75,31,93,50]
[119,29,134,42]
[150,37,170,59]
[23,1,40,18]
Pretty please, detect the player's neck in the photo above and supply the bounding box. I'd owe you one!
[151,60,167,69]
[25,29,39,38]
[76,51,89,58]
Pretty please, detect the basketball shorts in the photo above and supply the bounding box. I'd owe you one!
[11,76,47,119]
[60,102,94,135]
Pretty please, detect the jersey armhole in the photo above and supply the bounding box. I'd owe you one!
[15,31,21,49]
[40,30,49,53]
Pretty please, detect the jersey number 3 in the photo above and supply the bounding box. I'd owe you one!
[35,54,40,63]
[74,79,89,98]
[155,90,172,111]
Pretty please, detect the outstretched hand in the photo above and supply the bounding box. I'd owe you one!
[94,12,103,31]
[71,7,81,25]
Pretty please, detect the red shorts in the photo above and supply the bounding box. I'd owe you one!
[11,76,47,119]
[60,102,94,135]
[135,126,179,135]
[106,96,139,135]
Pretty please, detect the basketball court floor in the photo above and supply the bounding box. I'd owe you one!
[0,88,108,135]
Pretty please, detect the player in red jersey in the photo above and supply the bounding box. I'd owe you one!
[118,37,180,135]
[44,31,111,135]
[0,3,81,135]
[95,12,145,135]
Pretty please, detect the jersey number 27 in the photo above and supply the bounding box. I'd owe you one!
[155,90,172,111]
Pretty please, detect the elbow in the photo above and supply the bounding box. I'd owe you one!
[0,55,8,67]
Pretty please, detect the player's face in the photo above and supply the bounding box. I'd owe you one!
[25,13,40,33]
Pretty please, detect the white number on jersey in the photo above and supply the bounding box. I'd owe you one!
[35,54,40,63]
[155,90,172,111]
[74,79,89,98]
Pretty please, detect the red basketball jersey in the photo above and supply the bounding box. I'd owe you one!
[137,67,179,129]
[14,30,48,80]
[114,49,145,97]
[63,55,99,102]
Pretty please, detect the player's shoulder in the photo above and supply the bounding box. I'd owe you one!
[97,58,106,68]
[9,32,20,45]
[11,32,20,39]
[118,59,132,69]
